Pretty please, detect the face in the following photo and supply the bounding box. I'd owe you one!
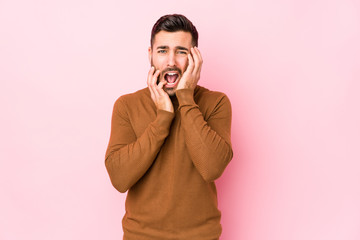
[149,30,193,96]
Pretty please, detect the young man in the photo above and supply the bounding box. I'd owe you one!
[105,14,233,240]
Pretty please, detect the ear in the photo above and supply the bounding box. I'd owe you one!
[148,47,152,64]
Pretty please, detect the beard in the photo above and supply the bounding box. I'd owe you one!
[151,59,183,97]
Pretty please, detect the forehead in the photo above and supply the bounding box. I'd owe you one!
[153,30,192,48]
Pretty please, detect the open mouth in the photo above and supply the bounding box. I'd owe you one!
[164,72,179,88]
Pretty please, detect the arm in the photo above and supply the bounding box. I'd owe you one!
[176,47,233,182]
[105,67,174,193]
[105,99,174,193]
[176,89,233,182]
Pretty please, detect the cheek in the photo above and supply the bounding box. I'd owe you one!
[179,58,189,71]
[152,56,166,68]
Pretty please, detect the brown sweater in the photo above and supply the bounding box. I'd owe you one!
[105,86,233,240]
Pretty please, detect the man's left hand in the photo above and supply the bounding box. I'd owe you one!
[176,47,203,90]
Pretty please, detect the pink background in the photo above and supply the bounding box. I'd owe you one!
[1,0,359,239]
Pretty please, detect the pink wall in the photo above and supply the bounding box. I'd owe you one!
[1,0,359,239]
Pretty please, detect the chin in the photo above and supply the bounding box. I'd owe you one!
[164,88,176,96]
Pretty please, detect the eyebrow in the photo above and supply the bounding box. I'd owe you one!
[156,46,189,51]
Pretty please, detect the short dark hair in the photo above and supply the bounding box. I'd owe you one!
[151,14,198,48]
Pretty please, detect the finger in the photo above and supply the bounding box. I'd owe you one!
[193,47,203,77]
[156,80,172,104]
[151,70,161,86]
[194,46,203,63]
[147,66,155,86]
[149,88,156,102]
[191,47,200,74]
[154,80,168,97]
[151,71,162,99]
[147,67,156,100]
[148,81,156,99]
[156,80,168,96]
[150,70,160,99]
[185,52,195,74]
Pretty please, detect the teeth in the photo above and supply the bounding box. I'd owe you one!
[167,73,177,76]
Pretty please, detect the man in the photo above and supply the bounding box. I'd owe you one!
[105,14,233,240]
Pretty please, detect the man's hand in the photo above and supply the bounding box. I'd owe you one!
[176,47,203,90]
[147,66,174,113]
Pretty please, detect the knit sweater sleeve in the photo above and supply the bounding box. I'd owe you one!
[105,97,174,193]
[176,88,233,182]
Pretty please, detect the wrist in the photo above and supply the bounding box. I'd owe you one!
[177,82,195,90]
[175,88,195,106]
[157,103,174,113]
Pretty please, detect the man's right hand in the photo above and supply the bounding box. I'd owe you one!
[147,66,174,113]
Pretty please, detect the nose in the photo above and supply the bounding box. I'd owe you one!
[167,51,176,66]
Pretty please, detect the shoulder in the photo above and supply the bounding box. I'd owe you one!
[114,88,150,109]
[194,85,231,120]
[116,88,149,103]
[194,85,231,106]
[112,88,156,122]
